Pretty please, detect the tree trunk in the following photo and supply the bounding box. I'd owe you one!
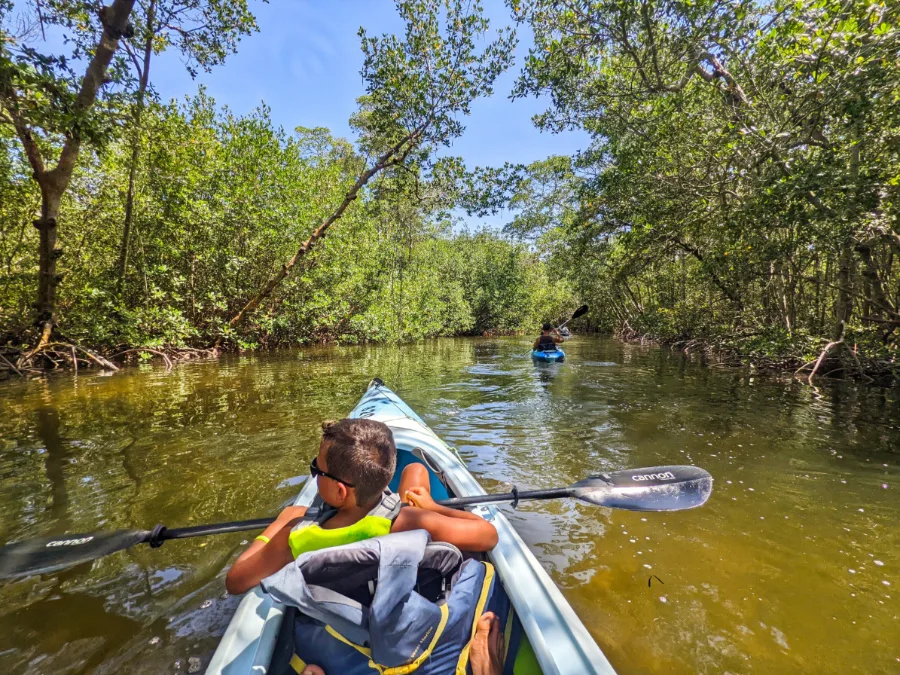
[117,138,143,295]
[34,186,63,344]
[786,261,797,334]
[6,0,137,346]
[621,280,644,313]
[833,241,854,341]
[669,236,741,308]
[813,253,821,332]
[117,0,156,295]
[821,255,830,331]
[216,125,426,345]
[856,241,897,319]
[832,124,861,341]
[775,260,792,334]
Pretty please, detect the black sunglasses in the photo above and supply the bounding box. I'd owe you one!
[310,457,355,488]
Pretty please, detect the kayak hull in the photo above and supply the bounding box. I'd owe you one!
[532,348,565,362]
[207,378,614,675]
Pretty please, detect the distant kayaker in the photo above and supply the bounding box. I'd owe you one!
[533,322,563,351]
[225,418,498,595]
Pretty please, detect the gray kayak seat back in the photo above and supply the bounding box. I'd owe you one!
[261,529,495,673]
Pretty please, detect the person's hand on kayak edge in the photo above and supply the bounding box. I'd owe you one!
[404,486,437,511]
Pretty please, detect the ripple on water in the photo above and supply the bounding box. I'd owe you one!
[0,337,898,674]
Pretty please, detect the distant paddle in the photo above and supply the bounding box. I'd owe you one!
[0,464,711,580]
[557,304,588,330]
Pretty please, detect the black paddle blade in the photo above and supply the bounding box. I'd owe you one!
[571,465,712,512]
[571,304,589,320]
[0,529,150,580]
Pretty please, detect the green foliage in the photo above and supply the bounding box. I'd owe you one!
[33,0,260,79]
[0,0,563,351]
[0,143,35,332]
[475,0,900,368]
[0,92,569,347]
[358,0,515,156]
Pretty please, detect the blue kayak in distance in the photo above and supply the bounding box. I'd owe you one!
[531,348,565,362]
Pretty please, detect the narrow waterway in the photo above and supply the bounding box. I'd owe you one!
[0,337,897,673]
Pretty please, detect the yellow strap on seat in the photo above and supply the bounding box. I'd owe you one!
[455,562,496,674]
[323,626,380,673]
[323,602,450,675]
[290,653,307,674]
[385,603,449,675]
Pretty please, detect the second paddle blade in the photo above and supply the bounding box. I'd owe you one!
[571,465,713,512]
[0,529,150,580]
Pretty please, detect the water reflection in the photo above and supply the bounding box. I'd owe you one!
[0,337,897,673]
[35,408,70,531]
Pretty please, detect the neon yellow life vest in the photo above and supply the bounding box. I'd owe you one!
[289,492,403,559]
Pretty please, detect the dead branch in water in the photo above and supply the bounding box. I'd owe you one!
[0,352,23,377]
[109,348,174,370]
[15,341,119,372]
[795,339,873,385]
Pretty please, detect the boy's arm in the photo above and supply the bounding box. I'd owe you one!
[224,506,306,595]
[393,488,499,552]
[533,337,541,349]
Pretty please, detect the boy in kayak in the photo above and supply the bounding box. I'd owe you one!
[533,322,563,351]
[226,418,498,594]
[226,418,504,674]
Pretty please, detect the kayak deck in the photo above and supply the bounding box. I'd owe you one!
[207,379,614,674]
[531,349,565,362]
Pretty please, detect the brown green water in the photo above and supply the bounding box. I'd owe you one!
[0,337,897,674]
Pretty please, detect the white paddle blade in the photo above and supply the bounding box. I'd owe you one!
[571,466,713,512]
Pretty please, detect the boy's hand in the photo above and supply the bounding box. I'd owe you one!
[277,505,309,523]
[404,486,438,511]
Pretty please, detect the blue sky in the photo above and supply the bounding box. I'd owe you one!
[147,0,589,228]
[11,0,589,228]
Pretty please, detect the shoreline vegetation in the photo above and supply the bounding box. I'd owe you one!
[615,324,895,385]
[2,327,895,387]
[2,0,898,387]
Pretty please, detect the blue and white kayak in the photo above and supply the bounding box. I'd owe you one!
[207,378,614,675]
[532,348,565,362]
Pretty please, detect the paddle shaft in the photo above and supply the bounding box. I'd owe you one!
[0,464,710,580]
[439,488,570,508]
[161,517,278,541]
[159,490,571,541]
